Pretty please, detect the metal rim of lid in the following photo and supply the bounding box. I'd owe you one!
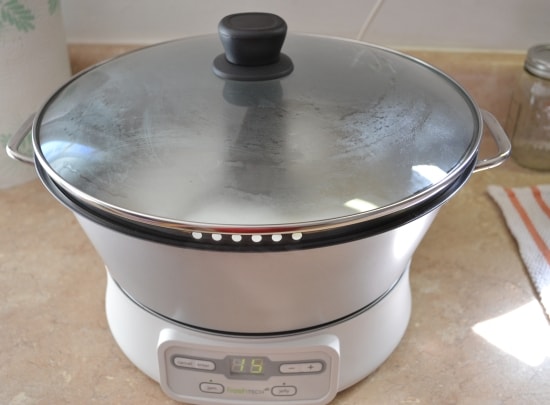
[525,44,550,79]
[35,157,477,252]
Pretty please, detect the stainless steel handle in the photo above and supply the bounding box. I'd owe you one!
[5,114,35,165]
[473,110,511,172]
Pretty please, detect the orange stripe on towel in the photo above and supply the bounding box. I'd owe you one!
[505,188,550,266]
[532,186,550,218]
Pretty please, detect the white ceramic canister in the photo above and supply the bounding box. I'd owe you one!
[0,0,70,189]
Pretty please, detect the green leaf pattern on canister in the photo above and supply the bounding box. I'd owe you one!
[0,0,60,34]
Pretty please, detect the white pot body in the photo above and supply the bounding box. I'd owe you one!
[75,208,439,334]
[105,266,412,399]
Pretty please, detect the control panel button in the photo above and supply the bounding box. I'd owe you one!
[173,356,215,371]
[279,361,324,374]
[301,362,324,373]
[195,360,216,371]
[279,363,301,374]
[173,356,195,368]
[272,385,297,396]
[199,382,224,394]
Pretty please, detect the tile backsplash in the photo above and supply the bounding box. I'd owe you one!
[60,0,549,51]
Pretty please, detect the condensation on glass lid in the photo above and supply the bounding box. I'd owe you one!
[32,33,480,228]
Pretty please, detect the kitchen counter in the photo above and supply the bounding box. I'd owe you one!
[2,45,550,405]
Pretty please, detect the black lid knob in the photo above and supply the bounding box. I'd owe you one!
[213,12,293,81]
[219,13,287,66]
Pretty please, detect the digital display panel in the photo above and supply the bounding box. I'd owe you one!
[171,353,327,381]
[228,356,268,375]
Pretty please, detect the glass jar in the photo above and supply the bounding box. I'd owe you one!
[508,44,550,170]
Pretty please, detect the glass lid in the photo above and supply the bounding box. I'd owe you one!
[35,19,480,233]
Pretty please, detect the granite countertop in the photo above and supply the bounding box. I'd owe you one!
[2,45,550,404]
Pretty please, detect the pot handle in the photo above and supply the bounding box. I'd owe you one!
[473,110,511,172]
[5,113,35,165]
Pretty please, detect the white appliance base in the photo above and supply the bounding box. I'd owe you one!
[105,264,412,404]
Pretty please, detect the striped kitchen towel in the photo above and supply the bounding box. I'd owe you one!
[488,185,550,319]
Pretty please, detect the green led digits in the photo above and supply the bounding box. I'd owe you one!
[231,357,246,373]
[228,356,266,375]
[250,358,263,374]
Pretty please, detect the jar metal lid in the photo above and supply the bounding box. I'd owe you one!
[525,44,550,79]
